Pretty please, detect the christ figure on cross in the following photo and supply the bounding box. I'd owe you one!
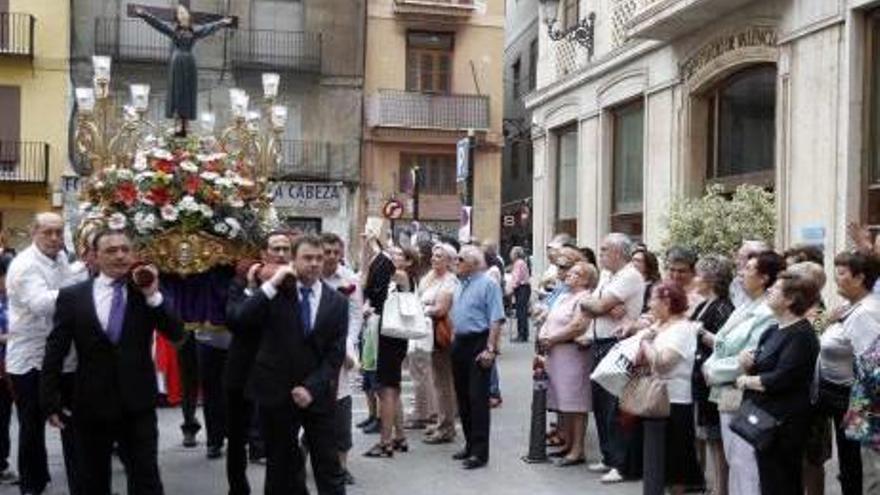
[135,4,234,137]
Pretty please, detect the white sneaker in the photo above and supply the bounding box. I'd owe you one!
[600,468,624,483]
[587,461,610,473]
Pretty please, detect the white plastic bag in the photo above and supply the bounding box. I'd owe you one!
[590,334,644,397]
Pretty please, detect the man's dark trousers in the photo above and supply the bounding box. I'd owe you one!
[0,375,13,473]
[11,370,83,495]
[451,332,491,463]
[178,331,201,440]
[197,342,227,450]
[261,401,343,495]
[226,387,255,495]
[76,409,163,495]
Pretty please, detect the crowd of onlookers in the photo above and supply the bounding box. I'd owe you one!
[525,226,880,495]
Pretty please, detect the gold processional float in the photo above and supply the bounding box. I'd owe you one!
[72,55,286,276]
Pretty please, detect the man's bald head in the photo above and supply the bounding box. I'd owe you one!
[31,212,64,259]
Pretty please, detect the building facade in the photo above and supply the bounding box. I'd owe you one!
[362,0,504,245]
[501,0,539,259]
[0,0,70,249]
[69,0,365,250]
[526,0,880,280]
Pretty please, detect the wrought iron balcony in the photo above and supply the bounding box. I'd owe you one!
[231,30,321,73]
[627,0,759,41]
[393,0,476,22]
[94,18,172,62]
[0,12,35,58]
[0,141,49,184]
[270,140,360,183]
[368,90,490,131]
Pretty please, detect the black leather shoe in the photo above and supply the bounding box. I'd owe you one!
[182,431,198,448]
[206,445,223,459]
[451,449,470,461]
[462,456,487,470]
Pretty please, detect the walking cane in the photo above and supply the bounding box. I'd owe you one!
[522,356,549,463]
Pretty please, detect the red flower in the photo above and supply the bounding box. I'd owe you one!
[184,175,201,195]
[114,182,138,207]
[154,159,176,174]
[147,187,171,206]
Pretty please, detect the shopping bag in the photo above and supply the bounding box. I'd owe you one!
[381,288,430,340]
[590,334,643,397]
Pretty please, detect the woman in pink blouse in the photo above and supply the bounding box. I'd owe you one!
[510,246,532,342]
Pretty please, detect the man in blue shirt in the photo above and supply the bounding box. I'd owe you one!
[449,246,505,470]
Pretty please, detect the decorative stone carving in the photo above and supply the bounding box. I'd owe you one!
[681,27,778,81]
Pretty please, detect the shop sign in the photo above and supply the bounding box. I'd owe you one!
[271,182,343,212]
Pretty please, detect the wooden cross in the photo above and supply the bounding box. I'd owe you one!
[126,2,239,28]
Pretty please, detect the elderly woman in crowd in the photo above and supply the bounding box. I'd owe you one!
[537,261,598,466]
[639,282,704,495]
[703,250,784,495]
[418,243,460,445]
[813,252,880,494]
[690,255,735,495]
[664,246,702,314]
[735,270,822,495]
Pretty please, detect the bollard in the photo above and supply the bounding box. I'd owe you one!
[522,357,549,464]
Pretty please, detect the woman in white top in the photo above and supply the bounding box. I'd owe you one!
[418,244,460,444]
[639,281,704,495]
[815,252,880,494]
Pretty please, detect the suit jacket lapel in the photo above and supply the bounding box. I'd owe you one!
[82,279,111,343]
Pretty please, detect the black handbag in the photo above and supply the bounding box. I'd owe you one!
[729,400,781,452]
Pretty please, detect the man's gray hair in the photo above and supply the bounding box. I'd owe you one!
[31,212,63,231]
[604,233,634,260]
[741,239,771,254]
[459,245,485,267]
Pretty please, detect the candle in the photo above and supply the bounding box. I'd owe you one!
[200,112,216,133]
[270,105,288,129]
[75,87,96,113]
[229,88,249,118]
[92,55,112,83]
[262,73,280,99]
[130,84,150,112]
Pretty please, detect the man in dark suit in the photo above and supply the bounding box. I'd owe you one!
[40,229,184,495]
[238,234,348,495]
[224,231,293,495]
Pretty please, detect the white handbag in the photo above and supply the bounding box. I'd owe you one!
[381,286,430,340]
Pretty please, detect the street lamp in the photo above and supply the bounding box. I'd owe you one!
[538,0,596,57]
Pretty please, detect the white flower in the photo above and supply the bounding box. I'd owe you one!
[134,212,157,233]
[151,148,173,160]
[200,171,220,182]
[224,217,242,239]
[116,169,133,180]
[107,213,127,230]
[228,197,244,208]
[213,222,230,235]
[180,160,198,173]
[215,177,233,189]
[135,171,155,182]
[199,204,214,217]
[160,204,179,222]
[133,152,148,171]
[93,180,105,190]
[178,195,200,212]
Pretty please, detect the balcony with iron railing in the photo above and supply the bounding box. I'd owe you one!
[270,140,360,183]
[0,141,49,184]
[393,0,477,23]
[368,90,490,131]
[231,30,321,73]
[95,18,173,62]
[627,0,759,41]
[0,12,35,58]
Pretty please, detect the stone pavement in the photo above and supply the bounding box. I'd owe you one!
[0,327,842,495]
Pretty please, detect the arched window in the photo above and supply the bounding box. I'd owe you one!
[705,65,776,187]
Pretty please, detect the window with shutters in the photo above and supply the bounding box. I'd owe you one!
[400,154,457,195]
[611,99,644,239]
[406,32,453,94]
[555,125,578,238]
[528,38,538,91]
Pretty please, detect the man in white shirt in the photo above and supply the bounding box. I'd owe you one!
[579,233,645,483]
[320,233,362,486]
[6,212,86,495]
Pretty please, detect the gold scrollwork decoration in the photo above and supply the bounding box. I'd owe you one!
[136,229,258,276]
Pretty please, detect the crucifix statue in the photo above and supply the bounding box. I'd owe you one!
[131,2,236,137]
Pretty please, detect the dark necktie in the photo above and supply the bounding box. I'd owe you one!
[299,286,313,336]
[107,279,126,344]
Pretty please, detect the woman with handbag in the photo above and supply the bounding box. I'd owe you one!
[813,252,880,494]
[703,250,783,495]
[418,243,460,444]
[637,282,704,495]
[690,255,735,495]
[733,269,821,495]
[363,245,419,458]
[536,261,598,467]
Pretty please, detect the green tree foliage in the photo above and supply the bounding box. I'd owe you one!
[663,184,775,257]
